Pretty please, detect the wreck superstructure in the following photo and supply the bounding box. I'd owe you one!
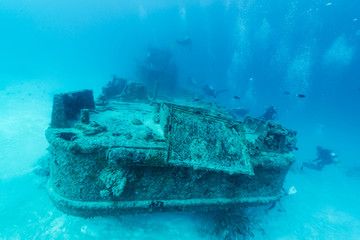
[45,81,297,217]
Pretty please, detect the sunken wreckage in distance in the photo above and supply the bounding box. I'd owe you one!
[46,79,297,217]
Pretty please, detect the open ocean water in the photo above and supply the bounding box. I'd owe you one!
[0,0,360,239]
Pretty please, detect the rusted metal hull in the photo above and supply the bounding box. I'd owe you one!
[46,86,296,217]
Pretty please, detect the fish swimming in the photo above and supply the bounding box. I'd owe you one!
[297,94,306,98]
[233,96,241,100]
[283,91,290,95]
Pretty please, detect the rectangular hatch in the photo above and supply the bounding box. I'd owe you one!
[160,103,254,175]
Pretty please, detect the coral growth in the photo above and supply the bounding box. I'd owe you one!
[99,168,127,198]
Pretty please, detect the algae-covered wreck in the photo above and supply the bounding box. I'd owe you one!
[45,79,297,217]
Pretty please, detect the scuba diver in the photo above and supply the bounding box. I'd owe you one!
[187,76,227,98]
[301,146,339,171]
[259,106,278,121]
[201,84,228,98]
[176,36,192,50]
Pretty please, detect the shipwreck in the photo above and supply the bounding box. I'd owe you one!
[45,79,297,217]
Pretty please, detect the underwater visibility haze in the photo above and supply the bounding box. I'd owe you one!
[0,0,360,239]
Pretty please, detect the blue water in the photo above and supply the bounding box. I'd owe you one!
[1,0,360,239]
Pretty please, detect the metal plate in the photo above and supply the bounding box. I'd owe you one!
[165,104,254,175]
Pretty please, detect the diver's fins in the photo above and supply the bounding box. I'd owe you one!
[302,162,322,171]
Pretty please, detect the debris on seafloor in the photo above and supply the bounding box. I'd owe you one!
[44,79,297,218]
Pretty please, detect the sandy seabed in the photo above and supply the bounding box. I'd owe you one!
[1,81,359,240]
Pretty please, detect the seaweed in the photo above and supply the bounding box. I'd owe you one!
[206,209,265,240]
